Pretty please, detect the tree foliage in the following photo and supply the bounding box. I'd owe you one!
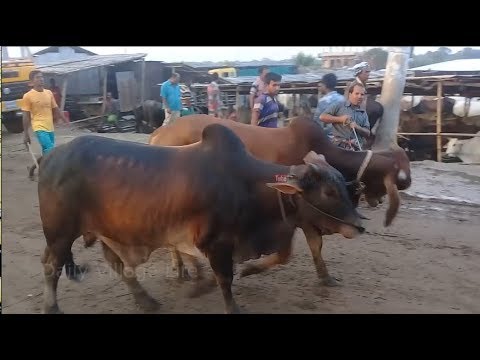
[410,47,480,67]
[293,52,317,67]
[363,48,389,70]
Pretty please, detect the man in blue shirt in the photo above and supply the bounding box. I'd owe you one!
[320,83,371,151]
[313,73,344,127]
[251,72,282,128]
[160,72,182,126]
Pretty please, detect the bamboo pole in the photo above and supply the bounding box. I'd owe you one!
[436,81,443,162]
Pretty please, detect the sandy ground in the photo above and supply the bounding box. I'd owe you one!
[2,126,480,314]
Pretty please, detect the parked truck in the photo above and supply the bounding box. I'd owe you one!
[1,47,36,133]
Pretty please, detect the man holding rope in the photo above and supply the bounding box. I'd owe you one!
[319,83,371,151]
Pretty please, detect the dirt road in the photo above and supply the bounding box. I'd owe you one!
[2,127,480,314]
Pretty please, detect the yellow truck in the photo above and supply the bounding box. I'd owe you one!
[1,47,36,133]
[208,67,237,78]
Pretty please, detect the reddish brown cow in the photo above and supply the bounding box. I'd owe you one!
[38,124,362,314]
[149,115,411,286]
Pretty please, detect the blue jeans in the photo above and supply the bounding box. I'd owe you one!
[35,130,55,155]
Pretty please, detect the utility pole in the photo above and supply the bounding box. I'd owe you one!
[373,47,413,150]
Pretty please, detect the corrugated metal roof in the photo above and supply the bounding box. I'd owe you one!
[202,70,384,86]
[185,60,296,68]
[33,46,97,56]
[410,59,480,71]
[37,53,147,75]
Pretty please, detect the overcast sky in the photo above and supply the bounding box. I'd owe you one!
[22,46,480,62]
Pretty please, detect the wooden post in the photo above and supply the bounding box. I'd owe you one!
[101,66,108,114]
[436,81,443,162]
[140,59,146,103]
[102,66,108,101]
[60,76,68,111]
[289,87,297,117]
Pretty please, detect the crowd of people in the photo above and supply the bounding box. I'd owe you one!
[21,62,377,160]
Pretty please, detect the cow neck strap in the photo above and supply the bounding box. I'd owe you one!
[276,192,363,231]
[277,191,288,223]
[356,150,373,182]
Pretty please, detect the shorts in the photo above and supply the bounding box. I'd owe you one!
[35,130,55,155]
[162,110,181,126]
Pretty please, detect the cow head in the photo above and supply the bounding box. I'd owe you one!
[362,147,412,227]
[266,151,364,239]
[444,137,462,156]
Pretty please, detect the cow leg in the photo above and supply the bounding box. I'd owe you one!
[64,250,89,282]
[302,226,340,287]
[169,247,190,281]
[41,244,69,314]
[240,250,291,278]
[182,254,217,298]
[206,245,240,314]
[64,231,98,281]
[101,242,159,312]
[240,226,293,278]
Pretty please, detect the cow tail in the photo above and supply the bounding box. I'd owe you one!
[384,173,400,227]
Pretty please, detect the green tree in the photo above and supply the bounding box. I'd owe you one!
[293,52,316,67]
[364,48,389,70]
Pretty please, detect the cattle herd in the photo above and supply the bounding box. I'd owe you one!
[37,114,412,314]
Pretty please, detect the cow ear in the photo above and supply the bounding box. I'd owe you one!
[266,182,303,194]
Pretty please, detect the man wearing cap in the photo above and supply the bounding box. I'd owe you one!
[312,73,344,127]
[344,62,371,110]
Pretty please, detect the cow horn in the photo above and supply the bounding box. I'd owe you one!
[384,173,400,227]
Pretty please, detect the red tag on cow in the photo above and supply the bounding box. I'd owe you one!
[275,175,288,182]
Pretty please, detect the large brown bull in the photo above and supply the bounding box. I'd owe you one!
[38,124,362,314]
[149,115,411,286]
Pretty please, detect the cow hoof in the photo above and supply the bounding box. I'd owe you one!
[136,295,160,312]
[320,276,342,287]
[177,268,191,282]
[42,304,64,314]
[66,264,89,282]
[239,264,262,278]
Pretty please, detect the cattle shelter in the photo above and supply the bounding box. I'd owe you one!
[190,73,480,162]
[389,75,480,162]
[36,53,147,121]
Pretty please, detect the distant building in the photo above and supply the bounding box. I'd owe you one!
[33,46,97,65]
[319,52,362,69]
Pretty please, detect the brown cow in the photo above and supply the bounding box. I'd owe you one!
[38,124,363,314]
[149,115,411,286]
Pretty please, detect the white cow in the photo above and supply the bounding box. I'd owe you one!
[444,131,480,164]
